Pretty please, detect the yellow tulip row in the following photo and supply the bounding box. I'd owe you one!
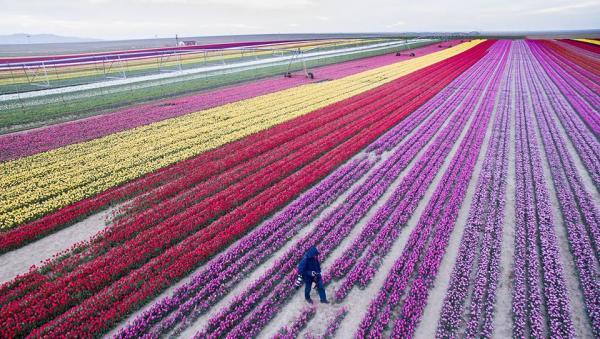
[0,40,484,229]
[573,38,600,46]
[0,39,382,86]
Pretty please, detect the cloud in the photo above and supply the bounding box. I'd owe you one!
[531,1,600,14]
[315,16,330,21]
[131,0,317,10]
[386,21,406,28]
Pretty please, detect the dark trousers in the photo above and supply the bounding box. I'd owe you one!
[304,274,327,302]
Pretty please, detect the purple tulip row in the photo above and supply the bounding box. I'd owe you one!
[435,43,514,339]
[330,43,502,302]
[527,41,600,189]
[188,47,487,338]
[272,305,316,339]
[519,42,599,336]
[523,43,600,260]
[320,307,348,338]
[356,41,510,339]
[114,156,371,338]
[510,42,575,338]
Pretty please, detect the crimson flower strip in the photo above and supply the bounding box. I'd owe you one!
[560,39,600,55]
[0,43,455,254]
[0,42,446,162]
[355,41,508,338]
[435,43,513,339]
[551,40,600,73]
[520,42,600,336]
[330,42,504,302]
[193,42,495,339]
[0,42,480,338]
[3,44,459,292]
[0,89,396,336]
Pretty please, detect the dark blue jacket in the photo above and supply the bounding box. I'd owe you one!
[298,246,321,280]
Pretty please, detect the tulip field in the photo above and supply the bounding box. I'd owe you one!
[0,37,598,338]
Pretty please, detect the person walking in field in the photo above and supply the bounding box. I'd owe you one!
[296,246,329,304]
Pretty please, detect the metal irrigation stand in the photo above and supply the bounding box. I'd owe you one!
[395,38,416,57]
[284,48,314,79]
[22,61,51,88]
[157,51,183,73]
[103,55,128,79]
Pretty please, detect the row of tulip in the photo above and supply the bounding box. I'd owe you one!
[0,39,371,86]
[561,39,600,59]
[0,41,444,162]
[111,41,494,339]
[320,307,349,338]
[192,42,496,338]
[273,305,317,339]
[0,57,419,252]
[435,44,513,339]
[303,307,349,339]
[0,41,479,337]
[528,41,600,188]
[557,40,600,69]
[0,86,400,337]
[115,157,371,338]
[355,42,507,337]
[519,42,600,336]
[330,41,504,303]
[0,40,484,230]
[19,45,459,287]
[0,41,469,307]
[510,43,575,338]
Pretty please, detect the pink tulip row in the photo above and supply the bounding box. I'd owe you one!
[518,42,599,336]
[435,44,512,338]
[330,42,503,302]
[528,41,600,189]
[510,43,574,338]
[273,305,317,339]
[356,41,510,339]
[0,43,445,163]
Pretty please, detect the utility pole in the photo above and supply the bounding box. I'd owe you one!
[175,34,179,47]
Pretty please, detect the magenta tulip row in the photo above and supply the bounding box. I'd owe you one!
[330,44,500,301]
[527,41,600,189]
[435,44,513,339]
[185,42,497,339]
[511,42,574,338]
[273,305,316,339]
[519,42,599,336]
[114,156,371,338]
[356,41,510,339]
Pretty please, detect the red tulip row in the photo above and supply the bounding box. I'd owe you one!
[0,46,472,337]
[26,85,425,338]
[547,41,600,76]
[561,39,600,55]
[0,43,454,255]
[0,49,455,310]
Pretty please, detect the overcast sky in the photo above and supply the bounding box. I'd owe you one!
[0,0,598,40]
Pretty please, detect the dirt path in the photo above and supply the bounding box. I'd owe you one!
[0,208,114,284]
[528,61,595,338]
[413,60,505,339]
[492,69,517,339]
